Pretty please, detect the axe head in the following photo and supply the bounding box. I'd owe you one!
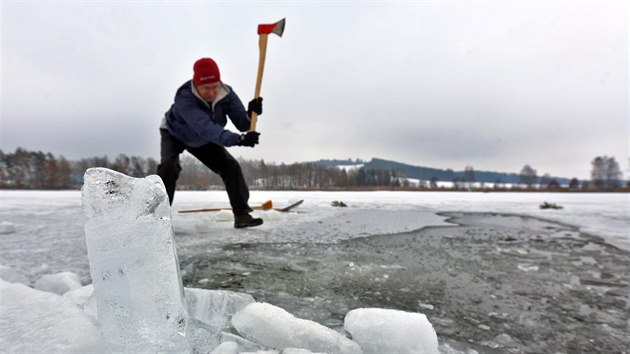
[257,18,286,37]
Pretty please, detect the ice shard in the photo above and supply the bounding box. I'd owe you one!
[82,168,190,352]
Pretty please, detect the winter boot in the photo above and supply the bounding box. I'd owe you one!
[234,214,263,229]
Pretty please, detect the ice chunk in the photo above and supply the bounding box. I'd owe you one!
[63,284,99,323]
[0,264,28,284]
[232,302,362,354]
[438,341,480,354]
[185,287,255,330]
[82,168,189,352]
[184,288,261,353]
[0,221,16,234]
[493,333,518,347]
[517,263,539,272]
[417,300,435,311]
[344,308,438,354]
[84,290,100,323]
[34,271,82,295]
[581,242,604,252]
[188,317,261,353]
[0,280,107,353]
[62,283,94,308]
[210,341,239,354]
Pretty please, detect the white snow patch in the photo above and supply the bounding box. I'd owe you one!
[0,280,107,353]
[335,164,364,172]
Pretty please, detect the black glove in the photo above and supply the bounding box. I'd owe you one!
[239,131,260,147]
[247,97,263,117]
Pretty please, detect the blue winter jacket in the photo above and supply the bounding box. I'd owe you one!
[164,80,251,147]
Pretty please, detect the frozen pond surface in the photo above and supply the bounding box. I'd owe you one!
[1,190,628,352]
[184,213,629,353]
[172,191,629,250]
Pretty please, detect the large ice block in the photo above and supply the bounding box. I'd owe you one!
[344,308,439,354]
[82,168,190,352]
[232,302,362,354]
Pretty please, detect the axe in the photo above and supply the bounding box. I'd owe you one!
[251,18,285,132]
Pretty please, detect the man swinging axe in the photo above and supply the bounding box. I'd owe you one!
[157,18,285,229]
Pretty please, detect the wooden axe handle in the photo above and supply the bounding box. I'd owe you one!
[178,207,223,213]
[178,200,273,214]
[251,33,268,132]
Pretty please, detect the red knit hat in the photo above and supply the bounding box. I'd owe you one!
[193,58,221,86]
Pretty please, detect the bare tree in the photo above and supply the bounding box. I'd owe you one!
[591,156,621,189]
[519,164,537,188]
[569,178,580,190]
[429,176,438,189]
[463,165,476,189]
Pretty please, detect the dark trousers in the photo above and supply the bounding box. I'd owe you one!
[157,129,253,215]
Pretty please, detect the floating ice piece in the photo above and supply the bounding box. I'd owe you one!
[82,168,189,352]
[0,264,28,284]
[582,243,604,252]
[34,271,82,295]
[517,263,539,272]
[0,221,16,234]
[0,280,107,353]
[493,333,518,348]
[417,300,435,311]
[185,288,255,330]
[344,308,439,354]
[232,302,362,354]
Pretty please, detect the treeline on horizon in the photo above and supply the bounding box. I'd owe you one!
[0,147,627,191]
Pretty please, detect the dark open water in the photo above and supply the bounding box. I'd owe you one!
[182,213,629,354]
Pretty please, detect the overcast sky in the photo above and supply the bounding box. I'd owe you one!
[2,1,627,179]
